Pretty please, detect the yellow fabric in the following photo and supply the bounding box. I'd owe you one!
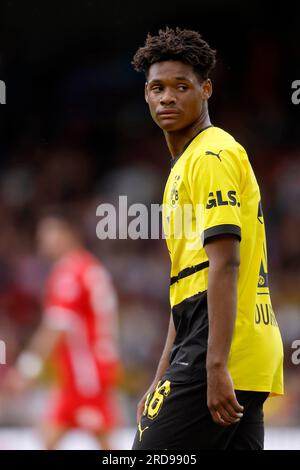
[163,126,284,395]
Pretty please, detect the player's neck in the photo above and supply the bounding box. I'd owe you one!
[54,242,83,262]
[164,114,212,160]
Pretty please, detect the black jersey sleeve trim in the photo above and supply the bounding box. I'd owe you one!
[202,224,241,245]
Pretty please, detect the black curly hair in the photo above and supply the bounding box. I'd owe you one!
[132,27,217,81]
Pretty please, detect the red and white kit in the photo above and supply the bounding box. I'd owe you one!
[44,249,123,432]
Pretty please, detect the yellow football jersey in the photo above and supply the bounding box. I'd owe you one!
[162,126,284,396]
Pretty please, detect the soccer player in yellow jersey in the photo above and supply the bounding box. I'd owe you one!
[131,27,284,450]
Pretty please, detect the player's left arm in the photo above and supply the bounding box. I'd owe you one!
[190,145,247,426]
[205,234,244,427]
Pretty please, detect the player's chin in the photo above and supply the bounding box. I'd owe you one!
[157,117,184,132]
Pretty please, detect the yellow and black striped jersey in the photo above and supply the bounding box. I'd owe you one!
[162,126,284,396]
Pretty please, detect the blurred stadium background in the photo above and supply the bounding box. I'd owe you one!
[0,0,300,449]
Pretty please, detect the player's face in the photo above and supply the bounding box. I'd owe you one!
[145,60,211,132]
[37,218,70,260]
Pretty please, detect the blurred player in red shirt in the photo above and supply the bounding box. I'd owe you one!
[3,212,123,449]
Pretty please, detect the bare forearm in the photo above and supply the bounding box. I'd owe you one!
[153,350,171,384]
[153,314,176,384]
[26,323,62,361]
[17,322,63,378]
[14,324,62,382]
[203,236,243,426]
[206,262,239,370]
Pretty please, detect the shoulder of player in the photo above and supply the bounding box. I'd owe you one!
[47,256,108,299]
[47,263,78,288]
[78,253,113,287]
[49,253,86,282]
[189,130,248,169]
[184,134,249,190]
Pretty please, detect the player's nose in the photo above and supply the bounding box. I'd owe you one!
[160,89,176,105]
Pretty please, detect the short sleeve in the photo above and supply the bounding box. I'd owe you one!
[190,147,244,246]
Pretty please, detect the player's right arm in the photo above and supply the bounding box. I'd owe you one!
[136,313,176,423]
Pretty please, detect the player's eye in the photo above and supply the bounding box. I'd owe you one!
[151,86,163,92]
[178,84,188,91]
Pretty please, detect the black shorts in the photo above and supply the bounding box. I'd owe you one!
[132,378,269,450]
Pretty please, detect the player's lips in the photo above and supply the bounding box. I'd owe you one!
[157,109,180,117]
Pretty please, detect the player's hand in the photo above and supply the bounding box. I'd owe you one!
[136,382,158,424]
[207,365,244,427]
[1,367,29,395]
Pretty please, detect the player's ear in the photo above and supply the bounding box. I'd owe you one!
[201,79,212,100]
[144,82,149,103]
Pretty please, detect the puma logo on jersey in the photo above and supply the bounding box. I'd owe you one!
[138,422,149,442]
[205,150,223,161]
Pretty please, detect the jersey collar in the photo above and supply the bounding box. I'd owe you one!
[170,125,214,168]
